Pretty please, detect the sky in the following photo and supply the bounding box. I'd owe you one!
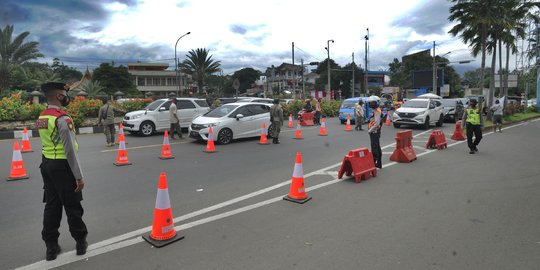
[0,0,517,75]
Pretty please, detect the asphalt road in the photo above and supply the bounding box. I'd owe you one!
[2,118,539,270]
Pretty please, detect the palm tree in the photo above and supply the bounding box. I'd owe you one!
[0,25,44,92]
[179,48,221,95]
[448,0,499,104]
[75,80,105,98]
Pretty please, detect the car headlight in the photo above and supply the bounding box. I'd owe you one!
[130,114,143,120]
[204,123,218,128]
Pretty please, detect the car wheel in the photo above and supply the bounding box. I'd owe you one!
[217,128,233,145]
[423,117,430,130]
[128,131,138,135]
[267,124,274,138]
[140,121,155,136]
[393,123,401,128]
[340,120,346,124]
[436,114,444,127]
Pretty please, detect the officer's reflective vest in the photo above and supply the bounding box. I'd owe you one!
[36,108,78,159]
[466,108,480,125]
[369,108,382,129]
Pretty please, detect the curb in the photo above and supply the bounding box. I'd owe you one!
[481,114,540,132]
[0,126,112,140]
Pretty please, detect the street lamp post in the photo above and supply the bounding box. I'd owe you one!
[326,39,334,101]
[175,32,191,96]
[352,52,355,98]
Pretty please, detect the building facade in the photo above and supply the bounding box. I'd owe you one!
[127,62,191,98]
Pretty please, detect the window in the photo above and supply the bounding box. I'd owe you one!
[232,106,253,117]
[153,77,160,86]
[250,105,270,115]
[137,77,145,86]
[178,100,196,109]
[160,100,172,111]
[194,100,209,107]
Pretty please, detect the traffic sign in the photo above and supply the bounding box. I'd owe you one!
[233,79,240,90]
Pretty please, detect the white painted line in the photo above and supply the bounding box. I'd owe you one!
[15,127,485,269]
[412,145,425,150]
[78,127,94,134]
[100,140,191,153]
[382,152,393,155]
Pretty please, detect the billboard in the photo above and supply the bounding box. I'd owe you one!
[411,69,444,89]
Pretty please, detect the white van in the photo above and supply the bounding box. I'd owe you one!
[122,98,209,136]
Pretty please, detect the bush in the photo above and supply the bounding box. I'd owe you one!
[0,91,46,121]
[281,99,342,118]
[503,103,524,115]
[118,98,152,112]
[65,97,103,127]
[526,105,537,113]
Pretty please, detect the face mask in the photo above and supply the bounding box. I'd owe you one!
[58,94,70,106]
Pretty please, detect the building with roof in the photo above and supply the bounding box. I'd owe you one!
[127,62,191,98]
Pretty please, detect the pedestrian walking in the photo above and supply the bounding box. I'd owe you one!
[169,94,182,139]
[490,99,503,133]
[97,98,121,147]
[367,97,382,168]
[354,99,365,130]
[462,99,484,154]
[270,98,284,144]
[36,82,88,261]
[313,98,322,125]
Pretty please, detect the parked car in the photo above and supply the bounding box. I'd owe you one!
[235,97,274,104]
[392,98,444,129]
[122,98,209,136]
[189,102,273,145]
[440,98,464,123]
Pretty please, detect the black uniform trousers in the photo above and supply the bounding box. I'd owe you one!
[369,131,382,168]
[40,157,87,244]
[466,123,482,151]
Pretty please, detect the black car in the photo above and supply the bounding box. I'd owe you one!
[440,98,464,123]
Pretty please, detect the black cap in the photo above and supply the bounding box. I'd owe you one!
[273,99,280,104]
[41,82,69,92]
[470,99,478,104]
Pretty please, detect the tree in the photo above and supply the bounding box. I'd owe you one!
[0,25,44,92]
[232,67,261,94]
[463,68,491,89]
[336,62,362,98]
[179,48,221,95]
[388,58,409,89]
[76,80,105,98]
[92,63,137,96]
[314,59,341,92]
[51,58,83,83]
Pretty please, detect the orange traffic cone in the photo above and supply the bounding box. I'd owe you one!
[283,152,311,204]
[345,116,352,131]
[7,141,29,181]
[21,127,33,153]
[385,115,391,126]
[159,130,175,159]
[293,120,303,139]
[142,172,184,247]
[451,120,466,141]
[114,133,132,166]
[259,123,270,145]
[318,117,328,136]
[204,127,216,153]
[287,114,293,128]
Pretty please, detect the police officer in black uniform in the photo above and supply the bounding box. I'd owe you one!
[37,82,88,261]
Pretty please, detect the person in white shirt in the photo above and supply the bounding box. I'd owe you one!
[490,99,504,133]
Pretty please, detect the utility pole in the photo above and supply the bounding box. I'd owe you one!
[364,28,369,96]
[433,41,437,95]
[326,39,334,101]
[352,52,355,98]
[301,58,305,99]
[292,42,295,99]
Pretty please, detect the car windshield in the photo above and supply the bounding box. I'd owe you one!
[341,101,356,109]
[440,99,456,106]
[204,104,239,118]
[194,100,209,107]
[145,100,163,111]
[402,100,428,108]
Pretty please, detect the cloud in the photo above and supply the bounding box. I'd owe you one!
[0,1,31,24]
[390,0,453,36]
[230,25,247,35]
[176,1,191,8]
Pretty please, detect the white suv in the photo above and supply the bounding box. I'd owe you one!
[392,98,444,129]
[123,98,209,136]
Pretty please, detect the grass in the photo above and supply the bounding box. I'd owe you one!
[483,112,540,127]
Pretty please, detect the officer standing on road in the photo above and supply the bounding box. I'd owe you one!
[354,99,365,131]
[37,82,88,261]
[462,98,484,154]
[270,98,284,144]
[368,97,382,168]
[97,98,121,147]
[168,93,182,139]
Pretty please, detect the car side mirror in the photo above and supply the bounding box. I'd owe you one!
[159,107,166,111]
[235,114,244,120]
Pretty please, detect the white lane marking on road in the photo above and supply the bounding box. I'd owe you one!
[100,140,191,153]
[382,152,393,155]
[14,127,460,270]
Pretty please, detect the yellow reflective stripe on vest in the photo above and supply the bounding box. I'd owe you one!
[466,108,480,125]
[38,115,78,159]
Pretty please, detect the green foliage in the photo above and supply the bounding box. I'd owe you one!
[282,100,342,118]
[179,48,221,94]
[92,63,137,96]
[118,98,152,112]
[65,96,103,127]
[0,91,45,121]
[232,67,261,94]
[526,105,537,113]
[51,58,83,82]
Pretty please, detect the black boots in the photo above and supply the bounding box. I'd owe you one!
[76,239,88,255]
[273,138,280,144]
[46,243,61,261]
